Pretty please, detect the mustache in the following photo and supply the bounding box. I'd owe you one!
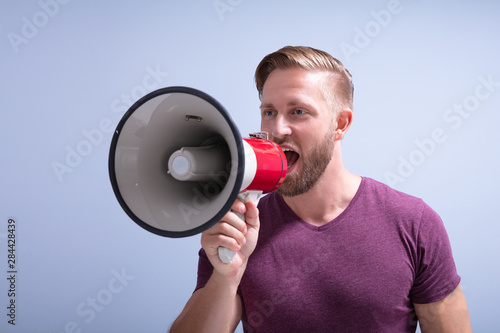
[271,137,289,145]
[271,137,301,155]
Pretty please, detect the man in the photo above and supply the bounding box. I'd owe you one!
[170,46,472,332]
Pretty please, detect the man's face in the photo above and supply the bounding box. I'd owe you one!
[260,68,337,197]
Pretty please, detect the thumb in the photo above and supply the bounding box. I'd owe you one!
[244,200,260,229]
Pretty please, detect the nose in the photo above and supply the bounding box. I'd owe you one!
[271,115,292,139]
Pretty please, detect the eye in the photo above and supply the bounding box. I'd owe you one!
[263,110,275,117]
[293,109,305,115]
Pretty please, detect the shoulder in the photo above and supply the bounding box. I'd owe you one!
[360,177,430,217]
[356,178,446,239]
[362,177,422,204]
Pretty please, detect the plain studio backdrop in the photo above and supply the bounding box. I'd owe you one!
[1,1,499,332]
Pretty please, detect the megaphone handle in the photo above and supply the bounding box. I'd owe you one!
[218,190,263,264]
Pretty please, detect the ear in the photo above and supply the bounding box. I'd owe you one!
[334,109,353,141]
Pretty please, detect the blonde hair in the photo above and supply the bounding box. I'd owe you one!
[255,46,354,113]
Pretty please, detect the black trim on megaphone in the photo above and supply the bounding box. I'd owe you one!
[108,86,245,238]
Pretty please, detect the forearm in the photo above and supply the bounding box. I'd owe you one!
[171,200,258,332]
[170,271,242,333]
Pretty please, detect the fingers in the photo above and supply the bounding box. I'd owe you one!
[231,200,245,215]
[201,198,260,267]
[201,210,247,253]
[216,213,247,250]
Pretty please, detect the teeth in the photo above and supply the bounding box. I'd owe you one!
[282,148,293,152]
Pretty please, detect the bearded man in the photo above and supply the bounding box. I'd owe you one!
[170,46,472,333]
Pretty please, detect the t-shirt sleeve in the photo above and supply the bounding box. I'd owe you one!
[194,248,214,292]
[409,203,461,304]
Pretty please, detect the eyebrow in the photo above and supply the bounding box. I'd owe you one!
[260,100,313,110]
[260,102,275,109]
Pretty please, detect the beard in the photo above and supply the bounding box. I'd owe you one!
[275,128,335,197]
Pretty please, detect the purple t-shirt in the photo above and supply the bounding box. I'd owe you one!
[195,177,460,332]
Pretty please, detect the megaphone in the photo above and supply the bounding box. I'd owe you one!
[108,86,287,263]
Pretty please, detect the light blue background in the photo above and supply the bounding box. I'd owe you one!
[1,0,499,332]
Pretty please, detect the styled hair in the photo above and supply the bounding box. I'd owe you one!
[255,46,354,112]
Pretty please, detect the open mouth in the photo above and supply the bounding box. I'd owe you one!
[282,147,300,170]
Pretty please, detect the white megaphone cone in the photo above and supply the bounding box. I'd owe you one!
[109,87,287,263]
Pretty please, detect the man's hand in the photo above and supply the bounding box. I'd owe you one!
[201,199,260,277]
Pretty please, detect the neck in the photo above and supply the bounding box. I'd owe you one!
[282,144,361,226]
